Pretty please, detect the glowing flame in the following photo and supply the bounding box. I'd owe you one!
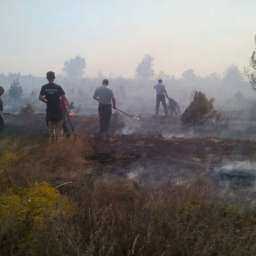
[69,112,77,117]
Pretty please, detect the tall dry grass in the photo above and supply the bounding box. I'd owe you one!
[1,136,256,255]
[6,180,254,256]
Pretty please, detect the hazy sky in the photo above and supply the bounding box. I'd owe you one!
[0,0,255,77]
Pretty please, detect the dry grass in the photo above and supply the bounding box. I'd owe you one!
[7,180,254,256]
[3,135,93,188]
[1,136,256,255]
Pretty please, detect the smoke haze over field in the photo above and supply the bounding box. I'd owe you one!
[1,0,256,119]
[0,0,255,77]
[0,57,255,120]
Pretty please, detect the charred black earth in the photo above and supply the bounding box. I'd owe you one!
[2,112,256,201]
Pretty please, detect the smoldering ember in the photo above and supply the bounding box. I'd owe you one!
[2,1,256,254]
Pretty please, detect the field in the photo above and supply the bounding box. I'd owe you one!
[1,113,256,255]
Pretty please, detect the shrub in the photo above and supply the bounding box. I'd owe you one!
[27,181,256,256]
[0,182,74,256]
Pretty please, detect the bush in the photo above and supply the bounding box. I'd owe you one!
[182,91,218,125]
[0,182,74,256]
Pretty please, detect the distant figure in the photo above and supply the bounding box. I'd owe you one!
[154,79,168,116]
[39,71,65,142]
[0,86,5,131]
[93,79,116,138]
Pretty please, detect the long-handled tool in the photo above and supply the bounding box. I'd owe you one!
[95,97,141,120]
[115,107,141,121]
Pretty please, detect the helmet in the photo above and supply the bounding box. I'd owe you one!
[0,86,5,96]
[46,71,55,80]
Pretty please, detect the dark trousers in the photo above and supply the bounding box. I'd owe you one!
[156,95,168,116]
[99,104,112,134]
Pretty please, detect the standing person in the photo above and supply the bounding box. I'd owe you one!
[0,86,5,131]
[93,79,116,138]
[39,71,65,142]
[154,79,169,116]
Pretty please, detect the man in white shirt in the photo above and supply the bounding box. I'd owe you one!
[154,79,168,116]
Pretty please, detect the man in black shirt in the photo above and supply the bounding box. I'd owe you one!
[39,71,65,141]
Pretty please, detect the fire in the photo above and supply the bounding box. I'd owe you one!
[69,112,77,117]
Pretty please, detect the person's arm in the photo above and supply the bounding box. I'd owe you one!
[93,89,100,101]
[39,95,47,103]
[112,96,116,109]
[163,86,169,99]
[58,86,65,99]
[39,87,48,103]
[60,95,70,112]
[110,90,116,109]
[0,98,3,112]
[93,95,99,101]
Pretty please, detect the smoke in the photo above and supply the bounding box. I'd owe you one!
[214,161,256,192]
[0,54,255,132]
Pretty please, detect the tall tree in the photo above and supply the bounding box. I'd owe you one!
[136,55,154,80]
[182,69,197,81]
[223,65,243,83]
[8,79,23,100]
[63,56,86,79]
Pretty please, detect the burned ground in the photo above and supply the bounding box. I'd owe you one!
[3,113,256,255]
[2,112,256,200]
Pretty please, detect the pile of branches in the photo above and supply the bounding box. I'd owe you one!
[181,91,220,125]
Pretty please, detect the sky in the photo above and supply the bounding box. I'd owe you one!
[0,0,255,77]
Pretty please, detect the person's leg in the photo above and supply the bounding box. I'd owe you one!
[155,95,160,115]
[56,120,64,141]
[52,121,58,142]
[48,121,54,143]
[105,105,112,135]
[98,105,104,134]
[101,105,109,134]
